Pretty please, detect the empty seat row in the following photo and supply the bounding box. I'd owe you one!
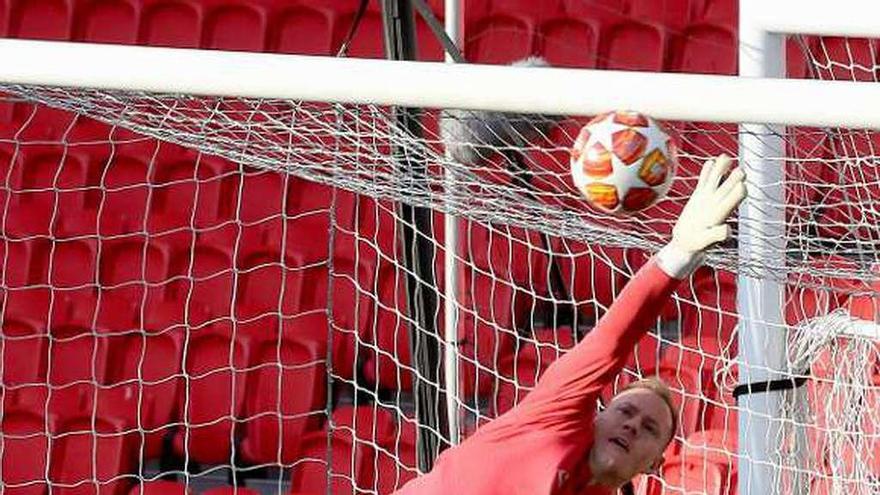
[1,402,409,495]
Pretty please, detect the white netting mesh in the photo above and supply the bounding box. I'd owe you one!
[2,35,880,495]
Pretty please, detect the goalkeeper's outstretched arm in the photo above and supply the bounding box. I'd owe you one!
[392,155,746,495]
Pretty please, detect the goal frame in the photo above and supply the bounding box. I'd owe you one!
[739,1,880,492]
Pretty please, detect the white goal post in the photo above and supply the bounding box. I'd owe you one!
[2,2,880,492]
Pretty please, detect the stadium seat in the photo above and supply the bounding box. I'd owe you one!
[491,327,577,415]
[166,241,235,326]
[285,177,352,262]
[787,37,818,79]
[73,0,138,44]
[466,14,534,64]
[699,0,737,28]
[1,317,47,387]
[681,429,738,495]
[340,7,386,59]
[289,405,397,494]
[128,481,191,495]
[457,266,528,396]
[238,169,287,226]
[172,322,250,465]
[5,147,66,238]
[98,153,150,236]
[202,487,261,495]
[628,0,694,30]
[99,330,183,459]
[650,457,725,495]
[50,413,133,495]
[671,24,737,75]
[602,21,666,72]
[680,268,737,345]
[240,329,327,465]
[375,417,418,494]
[148,153,239,233]
[360,274,418,392]
[1,406,51,495]
[811,37,880,82]
[98,237,169,330]
[268,6,335,56]
[234,250,299,321]
[140,2,201,48]
[538,17,599,68]
[549,237,628,323]
[203,4,265,52]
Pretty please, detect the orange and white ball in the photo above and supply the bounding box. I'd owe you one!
[570,110,678,214]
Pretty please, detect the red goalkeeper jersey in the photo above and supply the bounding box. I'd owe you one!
[393,255,684,495]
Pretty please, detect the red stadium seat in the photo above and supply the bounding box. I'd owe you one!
[602,21,666,71]
[1,406,51,495]
[74,0,138,44]
[172,322,250,465]
[360,272,417,392]
[240,329,327,465]
[651,457,725,495]
[457,266,527,396]
[290,405,397,494]
[139,2,200,48]
[99,330,183,459]
[4,147,67,238]
[466,14,534,64]
[811,37,880,82]
[550,237,628,323]
[203,5,265,52]
[699,0,737,28]
[165,241,235,326]
[148,153,239,234]
[491,328,577,415]
[538,17,599,68]
[9,0,70,40]
[97,153,151,236]
[1,317,47,387]
[128,481,191,495]
[672,24,737,75]
[234,250,299,321]
[680,268,737,344]
[268,6,335,56]
[341,8,386,59]
[50,414,133,495]
[202,487,261,495]
[681,429,738,495]
[375,418,418,494]
[629,0,694,30]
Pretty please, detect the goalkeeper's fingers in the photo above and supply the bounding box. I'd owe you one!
[711,167,747,226]
[703,154,734,193]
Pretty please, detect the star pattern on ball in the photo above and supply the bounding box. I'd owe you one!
[581,114,671,203]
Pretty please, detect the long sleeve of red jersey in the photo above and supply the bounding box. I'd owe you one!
[392,247,695,495]
[506,255,682,428]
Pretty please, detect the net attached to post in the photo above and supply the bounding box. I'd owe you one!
[2,36,880,495]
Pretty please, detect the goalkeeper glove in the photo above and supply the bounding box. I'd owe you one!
[659,154,746,278]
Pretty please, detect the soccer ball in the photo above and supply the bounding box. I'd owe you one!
[570,110,678,214]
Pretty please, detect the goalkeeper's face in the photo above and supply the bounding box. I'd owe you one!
[589,388,674,484]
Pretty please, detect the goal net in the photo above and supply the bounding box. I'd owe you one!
[1,36,880,495]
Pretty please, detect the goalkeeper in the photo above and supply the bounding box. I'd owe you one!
[394,155,746,495]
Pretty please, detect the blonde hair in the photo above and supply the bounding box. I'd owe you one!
[617,377,678,444]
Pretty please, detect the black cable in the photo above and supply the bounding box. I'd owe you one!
[732,374,809,399]
[336,0,371,57]
[410,0,466,63]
